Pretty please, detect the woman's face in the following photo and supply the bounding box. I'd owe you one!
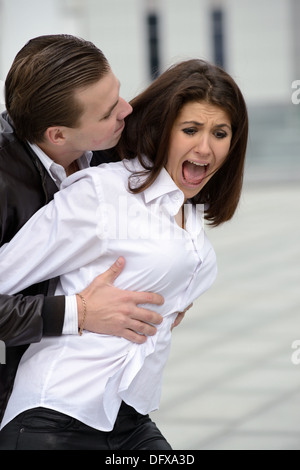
[166,101,232,200]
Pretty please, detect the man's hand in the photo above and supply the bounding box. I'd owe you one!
[77,257,164,343]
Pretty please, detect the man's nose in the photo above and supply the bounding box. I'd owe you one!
[117,98,133,120]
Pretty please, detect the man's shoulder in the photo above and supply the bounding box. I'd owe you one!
[0,112,28,161]
[0,112,41,172]
[0,111,17,148]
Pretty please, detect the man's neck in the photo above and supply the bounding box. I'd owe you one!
[37,141,82,172]
[66,159,80,176]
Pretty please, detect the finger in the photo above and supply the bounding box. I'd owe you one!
[126,318,158,337]
[171,311,185,331]
[98,256,125,284]
[132,306,163,326]
[184,303,193,313]
[129,291,165,307]
[123,330,148,344]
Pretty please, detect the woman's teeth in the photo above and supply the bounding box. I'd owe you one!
[187,160,208,167]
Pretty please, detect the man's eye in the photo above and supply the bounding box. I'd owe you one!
[103,113,112,120]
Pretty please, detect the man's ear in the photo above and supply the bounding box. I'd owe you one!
[44,127,67,146]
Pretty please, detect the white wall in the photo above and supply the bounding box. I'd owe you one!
[0,0,296,106]
[161,0,212,67]
[0,0,63,77]
[84,0,148,101]
[226,0,293,105]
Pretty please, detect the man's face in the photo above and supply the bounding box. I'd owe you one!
[66,69,132,153]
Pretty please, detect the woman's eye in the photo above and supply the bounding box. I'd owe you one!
[183,128,197,136]
[214,130,228,139]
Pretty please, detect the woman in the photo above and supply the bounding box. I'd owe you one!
[0,59,248,450]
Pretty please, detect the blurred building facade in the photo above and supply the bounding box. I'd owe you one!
[0,0,298,103]
[0,0,299,181]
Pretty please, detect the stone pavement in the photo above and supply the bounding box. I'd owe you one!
[151,182,300,450]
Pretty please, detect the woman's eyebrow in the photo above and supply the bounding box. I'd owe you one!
[180,120,231,129]
[181,120,202,126]
[215,123,232,130]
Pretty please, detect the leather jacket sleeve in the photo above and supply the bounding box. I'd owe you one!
[0,115,112,348]
[0,113,67,347]
[0,294,65,347]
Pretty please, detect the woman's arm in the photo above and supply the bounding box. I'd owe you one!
[0,169,106,294]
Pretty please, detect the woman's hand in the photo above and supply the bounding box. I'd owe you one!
[171,304,193,331]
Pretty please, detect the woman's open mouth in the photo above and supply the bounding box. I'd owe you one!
[181,160,209,187]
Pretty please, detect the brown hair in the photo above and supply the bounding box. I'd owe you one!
[117,59,248,226]
[5,34,110,143]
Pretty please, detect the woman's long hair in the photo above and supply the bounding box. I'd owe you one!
[117,59,248,226]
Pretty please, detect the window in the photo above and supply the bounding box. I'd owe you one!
[212,8,225,68]
[147,13,160,80]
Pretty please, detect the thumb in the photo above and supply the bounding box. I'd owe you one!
[100,256,125,285]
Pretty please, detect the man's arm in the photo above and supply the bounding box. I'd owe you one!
[0,258,163,347]
[0,172,165,345]
[0,293,65,347]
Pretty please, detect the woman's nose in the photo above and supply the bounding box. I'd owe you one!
[193,135,212,158]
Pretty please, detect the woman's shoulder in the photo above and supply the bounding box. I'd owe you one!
[62,160,131,189]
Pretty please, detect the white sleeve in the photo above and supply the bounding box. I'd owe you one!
[63,295,79,334]
[0,169,107,294]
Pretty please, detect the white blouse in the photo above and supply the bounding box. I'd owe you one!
[0,158,217,431]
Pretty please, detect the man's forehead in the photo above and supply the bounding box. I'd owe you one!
[75,72,120,112]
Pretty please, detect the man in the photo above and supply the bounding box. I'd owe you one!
[0,35,164,423]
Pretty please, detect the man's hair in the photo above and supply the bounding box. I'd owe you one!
[5,34,110,142]
[117,59,249,227]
